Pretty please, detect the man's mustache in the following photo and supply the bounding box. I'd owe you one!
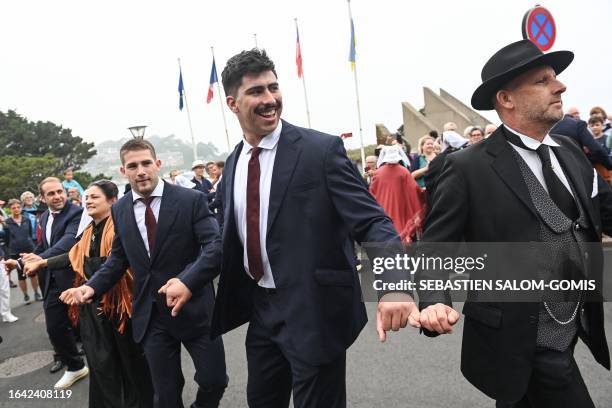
[255,103,280,114]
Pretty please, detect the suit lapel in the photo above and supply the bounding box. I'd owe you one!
[41,211,50,248]
[487,129,539,218]
[267,121,302,234]
[150,182,178,263]
[223,142,243,243]
[552,142,597,228]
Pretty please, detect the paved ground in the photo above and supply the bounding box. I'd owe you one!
[1,277,612,407]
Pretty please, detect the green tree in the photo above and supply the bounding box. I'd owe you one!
[73,171,112,189]
[0,110,112,198]
[0,110,96,171]
[0,155,61,199]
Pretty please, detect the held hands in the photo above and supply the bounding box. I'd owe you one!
[419,303,460,334]
[158,278,192,317]
[3,259,19,271]
[60,286,95,305]
[376,292,421,342]
[24,260,45,277]
[21,253,42,264]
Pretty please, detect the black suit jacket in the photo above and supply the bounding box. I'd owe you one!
[211,120,400,365]
[35,202,83,297]
[420,127,612,402]
[551,114,612,169]
[87,181,222,343]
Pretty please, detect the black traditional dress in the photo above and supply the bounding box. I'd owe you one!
[47,218,153,408]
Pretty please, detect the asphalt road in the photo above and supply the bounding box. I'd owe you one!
[1,282,612,408]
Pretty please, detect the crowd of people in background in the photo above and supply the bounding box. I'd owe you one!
[362,105,612,244]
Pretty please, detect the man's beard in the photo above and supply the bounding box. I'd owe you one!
[525,104,563,128]
[48,201,65,211]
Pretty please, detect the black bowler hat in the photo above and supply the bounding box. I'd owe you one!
[471,39,574,111]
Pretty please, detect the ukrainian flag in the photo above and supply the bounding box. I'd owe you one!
[349,18,356,70]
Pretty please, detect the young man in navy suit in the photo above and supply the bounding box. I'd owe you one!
[67,139,227,408]
[195,49,419,408]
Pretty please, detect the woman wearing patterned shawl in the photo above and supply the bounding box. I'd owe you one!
[25,180,153,408]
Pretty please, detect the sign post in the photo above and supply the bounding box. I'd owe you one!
[522,5,557,51]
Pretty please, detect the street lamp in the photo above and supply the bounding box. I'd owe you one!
[128,125,147,139]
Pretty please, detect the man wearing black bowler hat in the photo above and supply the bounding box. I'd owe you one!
[418,39,612,407]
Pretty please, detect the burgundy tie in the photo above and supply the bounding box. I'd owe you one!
[140,197,157,255]
[246,147,264,282]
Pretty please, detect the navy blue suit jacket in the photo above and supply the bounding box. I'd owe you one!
[35,202,83,297]
[551,115,612,169]
[211,120,400,365]
[87,181,222,343]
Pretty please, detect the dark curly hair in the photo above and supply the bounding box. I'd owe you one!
[221,49,277,97]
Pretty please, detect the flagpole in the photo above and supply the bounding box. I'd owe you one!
[178,58,198,161]
[211,47,231,152]
[294,18,312,128]
[347,0,366,169]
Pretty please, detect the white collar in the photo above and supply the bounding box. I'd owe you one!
[241,121,283,156]
[504,124,560,150]
[132,179,165,202]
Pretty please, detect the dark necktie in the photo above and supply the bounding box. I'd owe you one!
[139,197,157,255]
[504,130,578,220]
[246,147,264,282]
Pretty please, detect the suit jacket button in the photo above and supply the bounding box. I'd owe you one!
[574,223,580,231]
[529,315,537,324]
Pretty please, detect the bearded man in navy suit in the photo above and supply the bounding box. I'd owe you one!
[17,177,88,389]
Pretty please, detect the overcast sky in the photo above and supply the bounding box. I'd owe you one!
[2,0,610,154]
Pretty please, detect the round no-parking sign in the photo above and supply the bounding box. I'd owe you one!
[522,5,556,51]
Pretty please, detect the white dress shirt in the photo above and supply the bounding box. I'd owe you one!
[131,180,164,256]
[212,174,222,190]
[45,211,58,245]
[233,121,282,288]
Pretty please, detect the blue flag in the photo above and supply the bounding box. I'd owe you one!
[349,18,356,70]
[178,70,184,111]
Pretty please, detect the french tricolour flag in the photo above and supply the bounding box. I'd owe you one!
[207,58,218,104]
